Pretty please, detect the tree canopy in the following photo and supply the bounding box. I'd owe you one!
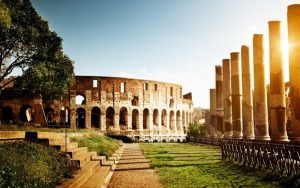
[0,0,74,100]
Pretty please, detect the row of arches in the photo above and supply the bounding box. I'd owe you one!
[2,105,35,123]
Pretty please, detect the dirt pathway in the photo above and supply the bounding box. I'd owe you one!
[107,143,163,188]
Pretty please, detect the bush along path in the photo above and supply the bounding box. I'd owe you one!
[108,143,163,188]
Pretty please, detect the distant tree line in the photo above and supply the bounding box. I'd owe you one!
[0,0,74,100]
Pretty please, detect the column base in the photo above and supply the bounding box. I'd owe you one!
[255,136,271,141]
[270,136,289,142]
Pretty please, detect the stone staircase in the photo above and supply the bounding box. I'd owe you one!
[24,131,124,188]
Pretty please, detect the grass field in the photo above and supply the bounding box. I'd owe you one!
[140,143,283,188]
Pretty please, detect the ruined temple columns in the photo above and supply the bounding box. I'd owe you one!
[210,89,217,138]
[288,5,300,141]
[253,34,270,140]
[231,52,243,139]
[241,46,255,139]
[268,21,289,141]
[222,59,232,138]
[216,65,224,138]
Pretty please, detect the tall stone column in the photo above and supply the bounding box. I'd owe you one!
[288,5,300,141]
[222,59,232,138]
[241,45,255,139]
[210,89,217,138]
[85,108,91,129]
[127,111,132,130]
[231,52,243,139]
[205,111,211,137]
[268,21,289,141]
[100,113,106,131]
[158,110,162,131]
[216,65,224,138]
[253,34,270,140]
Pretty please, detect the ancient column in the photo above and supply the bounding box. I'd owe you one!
[253,34,270,140]
[268,21,289,141]
[205,110,211,137]
[222,59,232,138]
[216,65,224,138]
[288,5,300,141]
[231,52,243,139]
[241,45,255,139]
[210,89,217,138]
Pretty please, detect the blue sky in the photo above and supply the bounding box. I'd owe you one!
[30,0,300,108]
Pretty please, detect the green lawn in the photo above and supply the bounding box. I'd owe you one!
[140,143,284,188]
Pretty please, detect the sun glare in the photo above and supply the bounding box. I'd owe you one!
[281,27,290,82]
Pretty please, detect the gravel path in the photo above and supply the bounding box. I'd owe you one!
[107,143,164,188]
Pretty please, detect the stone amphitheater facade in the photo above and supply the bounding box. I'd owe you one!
[0,76,193,142]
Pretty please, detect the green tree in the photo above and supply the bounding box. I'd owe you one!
[0,1,11,28]
[0,0,74,99]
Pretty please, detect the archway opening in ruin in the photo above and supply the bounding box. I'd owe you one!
[176,110,181,131]
[169,99,175,108]
[76,94,86,105]
[20,105,34,122]
[106,107,115,128]
[143,108,150,129]
[76,108,86,128]
[44,107,54,124]
[131,96,139,106]
[91,107,100,128]
[169,110,175,130]
[119,107,128,127]
[153,109,159,127]
[161,109,167,128]
[2,106,13,123]
[132,109,139,130]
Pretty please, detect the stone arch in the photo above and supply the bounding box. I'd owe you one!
[119,107,128,126]
[20,104,34,122]
[132,109,139,130]
[169,99,175,108]
[106,107,115,128]
[44,107,54,124]
[91,107,100,128]
[76,93,86,105]
[169,110,175,130]
[153,109,159,126]
[161,109,167,128]
[176,110,181,130]
[143,108,150,129]
[76,107,86,128]
[2,106,13,123]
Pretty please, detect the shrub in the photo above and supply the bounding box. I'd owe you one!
[0,141,75,188]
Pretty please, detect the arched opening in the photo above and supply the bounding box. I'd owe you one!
[169,111,175,130]
[106,107,115,128]
[20,105,34,122]
[76,94,86,105]
[176,110,181,130]
[132,109,139,129]
[143,108,150,129]
[76,108,86,128]
[169,99,175,108]
[161,109,167,128]
[182,111,186,133]
[119,107,128,126]
[91,107,100,128]
[153,109,159,126]
[44,107,54,124]
[131,96,139,106]
[2,106,13,123]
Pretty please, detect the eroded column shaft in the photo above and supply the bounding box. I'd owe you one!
[241,45,255,139]
[216,65,224,138]
[288,5,300,141]
[222,59,232,138]
[253,34,270,140]
[269,21,288,141]
[210,89,217,138]
[231,52,243,139]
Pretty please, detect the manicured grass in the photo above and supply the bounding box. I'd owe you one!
[141,143,283,188]
[71,134,120,157]
[0,141,77,188]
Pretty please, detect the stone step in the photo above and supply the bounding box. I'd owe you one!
[37,132,65,139]
[57,161,100,188]
[48,138,70,145]
[58,142,79,151]
[92,155,116,170]
[72,151,97,167]
[67,147,88,158]
[79,166,110,188]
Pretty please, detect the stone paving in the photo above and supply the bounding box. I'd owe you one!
[107,143,164,188]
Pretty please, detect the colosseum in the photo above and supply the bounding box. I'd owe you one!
[0,76,193,142]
